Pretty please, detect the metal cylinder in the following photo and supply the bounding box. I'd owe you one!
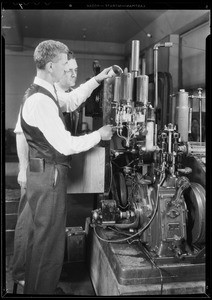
[121,73,132,102]
[112,65,123,76]
[113,76,121,102]
[106,65,123,85]
[199,98,202,143]
[176,89,189,142]
[153,48,158,110]
[135,75,149,105]
[146,121,154,151]
[131,40,140,72]
[146,108,155,151]
[171,95,177,125]
[188,107,192,134]
[108,65,123,78]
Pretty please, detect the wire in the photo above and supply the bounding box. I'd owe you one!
[138,241,164,295]
[93,172,166,294]
[93,177,163,244]
[104,161,113,196]
[108,226,131,236]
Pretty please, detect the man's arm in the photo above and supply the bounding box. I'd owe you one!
[57,66,112,112]
[16,132,29,188]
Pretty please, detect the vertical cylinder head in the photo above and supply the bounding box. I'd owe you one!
[146,107,155,151]
[131,40,140,72]
[135,75,149,105]
[176,89,189,142]
[113,76,121,102]
[121,73,132,102]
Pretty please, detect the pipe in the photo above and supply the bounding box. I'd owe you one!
[131,40,140,74]
[198,88,203,143]
[153,42,173,111]
[176,89,189,142]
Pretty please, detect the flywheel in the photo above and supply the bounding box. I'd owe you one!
[183,182,205,245]
[113,172,128,207]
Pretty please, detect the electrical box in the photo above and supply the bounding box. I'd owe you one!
[65,227,86,262]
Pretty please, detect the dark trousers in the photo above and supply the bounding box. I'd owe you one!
[12,187,28,281]
[13,163,68,294]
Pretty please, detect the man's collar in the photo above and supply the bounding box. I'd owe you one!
[54,82,73,93]
[34,76,55,97]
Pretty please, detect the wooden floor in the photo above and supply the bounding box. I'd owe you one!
[5,256,95,296]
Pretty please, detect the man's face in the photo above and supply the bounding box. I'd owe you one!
[59,59,78,89]
[52,53,69,83]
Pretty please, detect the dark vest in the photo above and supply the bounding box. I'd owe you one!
[20,83,71,166]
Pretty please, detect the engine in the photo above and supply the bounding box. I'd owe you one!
[91,40,206,263]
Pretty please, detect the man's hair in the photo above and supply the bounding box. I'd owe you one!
[67,50,75,60]
[34,40,69,69]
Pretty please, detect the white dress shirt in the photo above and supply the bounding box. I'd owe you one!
[15,76,101,155]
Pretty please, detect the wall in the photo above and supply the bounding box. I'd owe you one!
[125,10,210,94]
[181,22,210,89]
[4,38,125,130]
[5,53,35,129]
[124,10,210,55]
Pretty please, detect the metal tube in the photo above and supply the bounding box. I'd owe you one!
[153,48,158,146]
[135,75,149,105]
[131,40,140,72]
[171,95,177,125]
[188,107,192,134]
[121,73,132,102]
[146,108,155,151]
[168,131,172,153]
[154,48,158,110]
[114,76,121,102]
[141,58,146,75]
[199,99,202,143]
[176,89,189,142]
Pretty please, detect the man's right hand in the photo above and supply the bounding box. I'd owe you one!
[98,125,114,140]
[17,169,27,188]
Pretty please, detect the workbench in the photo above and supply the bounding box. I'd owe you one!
[86,220,206,296]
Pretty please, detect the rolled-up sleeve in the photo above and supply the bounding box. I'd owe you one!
[14,111,23,134]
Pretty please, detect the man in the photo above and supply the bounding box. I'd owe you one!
[12,52,84,286]
[13,51,78,201]
[11,51,78,292]
[12,39,113,295]
[56,51,80,135]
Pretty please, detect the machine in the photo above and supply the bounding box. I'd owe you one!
[86,40,206,296]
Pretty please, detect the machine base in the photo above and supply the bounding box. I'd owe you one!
[86,221,205,296]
